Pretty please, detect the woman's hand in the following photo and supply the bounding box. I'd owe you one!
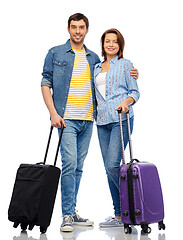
[115,97,135,113]
[115,101,129,113]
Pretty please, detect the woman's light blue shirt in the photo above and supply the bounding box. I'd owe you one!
[94,56,140,125]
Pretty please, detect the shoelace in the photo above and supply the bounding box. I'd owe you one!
[105,216,121,223]
[63,215,73,225]
[105,216,114,221]
[74,210,86,221]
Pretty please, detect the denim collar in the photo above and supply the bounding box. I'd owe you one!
[65,39,91,55]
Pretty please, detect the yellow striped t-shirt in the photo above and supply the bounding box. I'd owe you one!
[64,48,94,121]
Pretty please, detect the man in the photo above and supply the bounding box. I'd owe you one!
[41,13,138,232]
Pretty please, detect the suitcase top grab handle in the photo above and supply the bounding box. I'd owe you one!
[43,124,64,166]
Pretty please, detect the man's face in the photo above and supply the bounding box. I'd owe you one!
[68,20,88,45]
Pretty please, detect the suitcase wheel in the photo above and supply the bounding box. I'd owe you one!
[158,221,166,230]
[20,223,28,231]
[124,224,132,234]
[141,223,151,234]
[40,226,47,234]
[13,222,19,228]
[28,224,35,230]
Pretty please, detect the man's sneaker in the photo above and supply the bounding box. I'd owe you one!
[60,215,74,232]
[73,210,94,226]
[99,216,123,228]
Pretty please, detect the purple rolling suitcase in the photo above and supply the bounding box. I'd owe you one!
[118,110,165,234]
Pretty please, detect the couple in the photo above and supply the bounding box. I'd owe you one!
[41,13,140,232]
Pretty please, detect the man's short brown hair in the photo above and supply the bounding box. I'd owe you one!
[68,13,89,29]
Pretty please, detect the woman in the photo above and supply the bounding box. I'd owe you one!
[94,29,140,227]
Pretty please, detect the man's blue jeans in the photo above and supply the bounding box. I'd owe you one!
[58,120,93,216]
[97,117,134,217]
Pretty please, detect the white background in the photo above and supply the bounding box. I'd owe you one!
[0,0,183,239]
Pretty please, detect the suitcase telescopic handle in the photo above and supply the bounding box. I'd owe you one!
[43,123,64,166]
[117,109,126,164]
[117,109,134,164]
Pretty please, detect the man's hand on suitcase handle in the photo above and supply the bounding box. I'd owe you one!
[51,112,66,128]
[115,97,134,113]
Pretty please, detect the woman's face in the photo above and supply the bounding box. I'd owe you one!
[104,33,119,58]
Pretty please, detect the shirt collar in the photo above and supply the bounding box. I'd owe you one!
[95,62,102,69]
[110,55,118,64]
[65,39,72,52]
[95,55,118,69]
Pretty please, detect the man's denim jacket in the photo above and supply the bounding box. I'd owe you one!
[41,39,100,120]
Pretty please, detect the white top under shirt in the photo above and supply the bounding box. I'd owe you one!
[95,72,107,100]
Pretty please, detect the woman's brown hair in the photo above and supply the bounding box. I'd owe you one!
[101,28,125,61]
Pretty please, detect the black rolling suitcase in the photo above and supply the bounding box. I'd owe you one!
[8,124,64,233]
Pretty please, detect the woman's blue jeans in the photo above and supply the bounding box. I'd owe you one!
[97,117,134,217]
[58,120,93,216]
